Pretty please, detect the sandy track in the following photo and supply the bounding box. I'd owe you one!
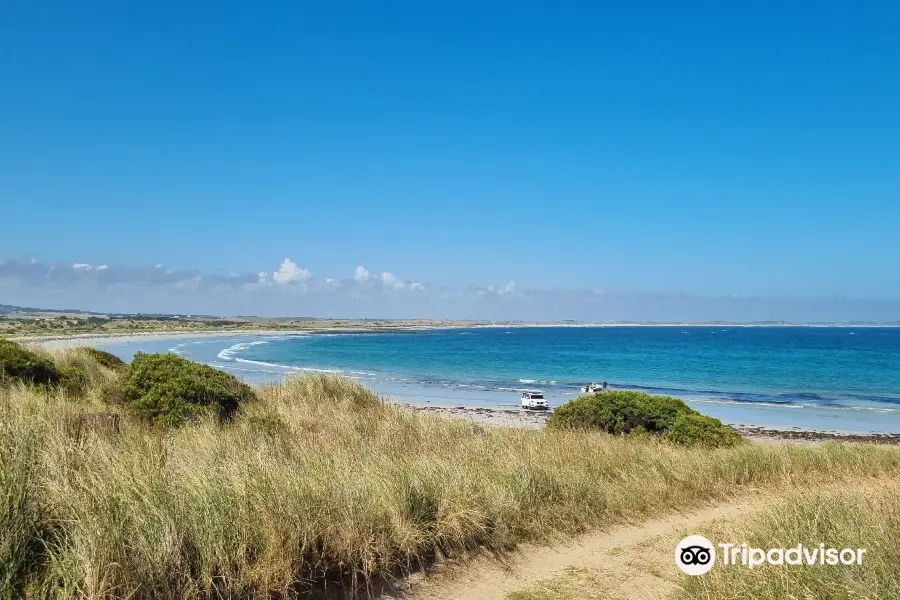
[390,498,756,600]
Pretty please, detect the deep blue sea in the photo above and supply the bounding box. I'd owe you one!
[98,326,900,434]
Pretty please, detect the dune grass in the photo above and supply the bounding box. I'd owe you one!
[674,480,900,599]
[4,348,900,597]
[506,568,615,600]
[504,478,900,600]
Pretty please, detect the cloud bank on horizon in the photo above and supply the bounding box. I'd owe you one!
[0,257,898,323]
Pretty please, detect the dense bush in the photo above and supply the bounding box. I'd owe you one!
[76,347,126,370]
[0,339,60,387]
[57,365,90,396]
[547,390,690,434]
[122,352,256,426]
[548,390,742,447]
[665,412,743,448]
[0,340,111,397]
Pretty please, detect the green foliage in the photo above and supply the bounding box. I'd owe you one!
[98,375,128,405]
[76,347,126,370]
[665,411,743,448]
[57,365,89,397]
[122,352,256,426]
[547,390,690,434]
[547,390,742,448]
[0,339,60,387]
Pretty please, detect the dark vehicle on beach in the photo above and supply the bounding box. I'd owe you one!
[581,381,608,393]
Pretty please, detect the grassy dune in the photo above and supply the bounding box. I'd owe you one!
[4,348,900,597]
[676,480,900,599]
[505,478,900,600]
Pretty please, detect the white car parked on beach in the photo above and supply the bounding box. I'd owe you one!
[521,390,548,410]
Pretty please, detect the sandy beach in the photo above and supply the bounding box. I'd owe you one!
[23,330,900,444]
[19,329,311,350]
[403,403,900,444]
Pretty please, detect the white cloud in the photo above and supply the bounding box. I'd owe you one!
[381,272,408,290]
[96,265,109,271]
[354,266,370,282]
[483,280,517,297]
[272,258,311,284]
[2,258,899,322]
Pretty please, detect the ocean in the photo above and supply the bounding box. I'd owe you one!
[96,326,900,434]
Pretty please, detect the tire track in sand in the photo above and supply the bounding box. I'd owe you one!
[388,497,757,600]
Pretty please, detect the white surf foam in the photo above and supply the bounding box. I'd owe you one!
[216,339,271,361]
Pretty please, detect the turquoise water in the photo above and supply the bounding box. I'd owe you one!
[98,326,900,433]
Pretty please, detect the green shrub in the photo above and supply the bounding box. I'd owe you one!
[75,347,126,370]
[665,412,743,448]
[0,339,60,387]
[57,365,89,397]
[547,390,742,447]
[547,390,692,434]
[98,375,128,405]
[122,352,256,426]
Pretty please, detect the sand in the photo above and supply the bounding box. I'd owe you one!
[402,404,900,444]
[24,331,900,444]
[19,329,310,350]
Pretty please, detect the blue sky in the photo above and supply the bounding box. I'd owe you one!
[1,2,898,319]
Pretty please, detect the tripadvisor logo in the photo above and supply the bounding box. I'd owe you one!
[675,536,867,575]
[675,536,716,575]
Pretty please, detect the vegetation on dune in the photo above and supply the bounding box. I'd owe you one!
[665,411,743,447]
[505,478,900,600]
[506,568,614,600]
[675,481,900,599]
[75,346,127,370]
[122,352,256,426]
[1,349,898,597]
[0,311,484,338]
[547,390,743,447]
[0,339,61,387]
[0,340,122,398]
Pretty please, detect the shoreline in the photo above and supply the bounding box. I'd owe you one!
[404,404,900,444]
[21,330,900,442]
[18,329,310,349]
[10,321,900,347]
[15,326,441,349]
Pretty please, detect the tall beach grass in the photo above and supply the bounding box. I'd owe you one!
[675,480,900,599]
[4,348,900,597]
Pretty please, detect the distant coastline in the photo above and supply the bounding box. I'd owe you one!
[13,320,900,347]
[475,321,900,328]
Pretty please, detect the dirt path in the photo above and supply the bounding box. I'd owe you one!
[391,497,758,600]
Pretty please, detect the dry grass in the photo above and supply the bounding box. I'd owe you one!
[673,480,900,599]
[4,349,900,598]
[506,568,614,600]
